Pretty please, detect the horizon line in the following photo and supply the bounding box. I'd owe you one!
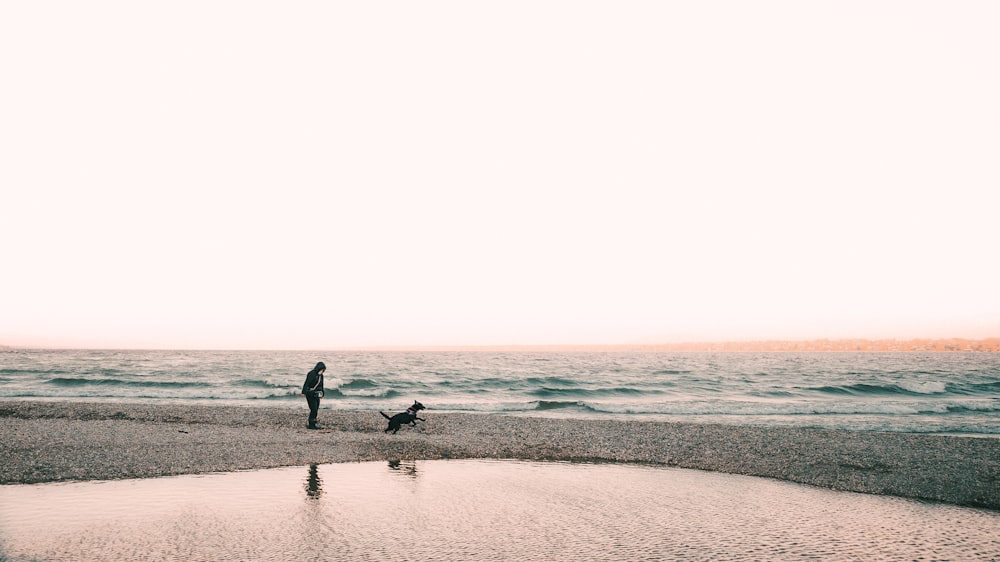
[3,336,999,352]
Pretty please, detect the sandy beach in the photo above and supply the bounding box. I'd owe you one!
[1,400,997,510]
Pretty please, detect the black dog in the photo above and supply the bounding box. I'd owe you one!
[380,401,426,434]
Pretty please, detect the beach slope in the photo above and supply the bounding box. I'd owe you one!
[1,401,996,509]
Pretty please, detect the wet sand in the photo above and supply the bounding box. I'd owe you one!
[1,400,997,509]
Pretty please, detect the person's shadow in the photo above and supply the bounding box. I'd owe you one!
[304,464,323,500]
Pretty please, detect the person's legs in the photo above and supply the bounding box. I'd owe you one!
[306,394,320,428]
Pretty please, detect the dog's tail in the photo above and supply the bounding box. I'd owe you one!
[379,411,390,419]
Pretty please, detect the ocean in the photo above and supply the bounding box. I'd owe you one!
[2,349,998,435]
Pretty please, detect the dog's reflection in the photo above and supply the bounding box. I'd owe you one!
[304,464,323,500]
[387,459,419,478]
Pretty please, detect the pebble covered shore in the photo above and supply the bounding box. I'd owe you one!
[1,400,997,510]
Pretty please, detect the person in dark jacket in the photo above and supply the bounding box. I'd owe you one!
[301,361,326,429]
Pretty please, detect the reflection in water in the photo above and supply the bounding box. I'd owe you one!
[1,460,998,561]
[304,464,323,500]
[387,460,418,478]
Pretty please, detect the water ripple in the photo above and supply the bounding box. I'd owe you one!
[1,460,997,561]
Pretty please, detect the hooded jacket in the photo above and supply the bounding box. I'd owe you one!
[302,362,326,396]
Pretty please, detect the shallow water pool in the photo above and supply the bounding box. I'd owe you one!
[1,460,997,561]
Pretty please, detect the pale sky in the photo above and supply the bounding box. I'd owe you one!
[2,1,998,349]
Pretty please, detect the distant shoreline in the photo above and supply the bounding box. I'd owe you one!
[2,400,997,510]
[4,337,999,352]
[356,338,1000,353]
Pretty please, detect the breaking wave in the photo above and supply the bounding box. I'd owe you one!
[2,349,997,434]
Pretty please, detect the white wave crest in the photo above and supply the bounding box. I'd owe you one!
[898,381,947,394]
[340,388,393,398]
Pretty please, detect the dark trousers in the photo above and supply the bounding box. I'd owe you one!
[305,393,321,426]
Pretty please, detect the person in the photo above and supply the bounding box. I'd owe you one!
[301,361,326,429]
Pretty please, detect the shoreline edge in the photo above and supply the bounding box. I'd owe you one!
[1,400,997,510]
